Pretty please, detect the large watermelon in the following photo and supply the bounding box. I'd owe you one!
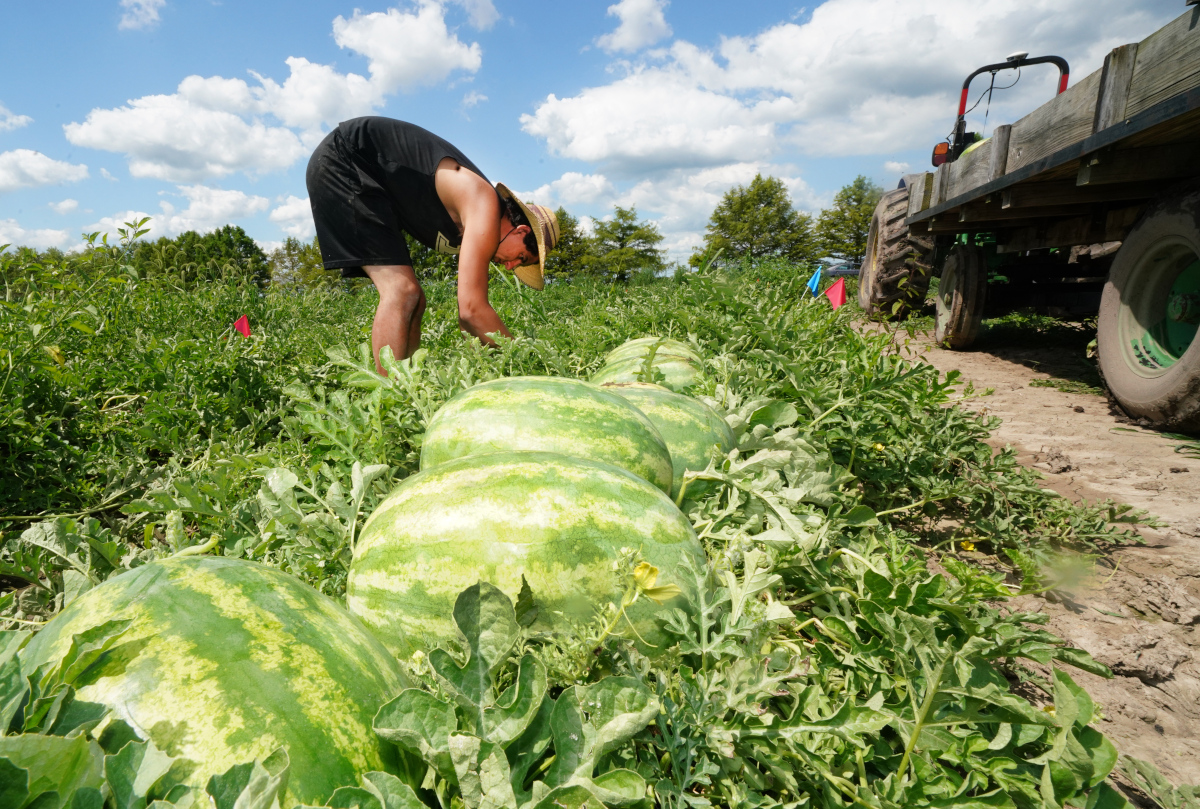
[421,376,674,494]
[348,451,705,656]
[591,354,703,391]
[20,556,406,806]
[602,336,702,366]
[602,382,735,498]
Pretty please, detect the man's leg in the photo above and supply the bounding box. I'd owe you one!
[363,264,424,374]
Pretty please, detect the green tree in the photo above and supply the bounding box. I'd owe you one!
[582,206,665,282]
[692,174,814,267]
[268,237,336,288]
[132,224,271,286]
[543,207,590,279]
[814,175,884,262]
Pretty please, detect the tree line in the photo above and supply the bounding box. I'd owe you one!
[6,175,883,289]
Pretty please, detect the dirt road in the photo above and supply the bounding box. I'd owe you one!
[895,326,1199,787]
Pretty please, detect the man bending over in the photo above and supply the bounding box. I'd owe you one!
[306,116,559,373]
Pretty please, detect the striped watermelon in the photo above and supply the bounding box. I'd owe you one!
[602,382,735,498]
[20,557,406,806]
[603,337,702,366]
[591,354,703,391]
[348,451,705,656]
[421,376,674,494]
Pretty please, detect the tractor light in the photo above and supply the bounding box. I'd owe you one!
[932,142,950,167]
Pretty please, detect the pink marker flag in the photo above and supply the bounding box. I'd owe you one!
[823,277,848,310]
[233,315,251,338]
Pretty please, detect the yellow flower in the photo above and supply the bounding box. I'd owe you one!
[873,443,885,452]
[959,540,976,552]
[1042,705,1056,716]
[633,562,683,605]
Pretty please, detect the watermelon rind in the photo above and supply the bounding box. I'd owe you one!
[20,556,406,807]
[420,376,674,494]
[603,337,702,366]
[601,382,735,498]
[348,451,706,657]
[591,355,703,392]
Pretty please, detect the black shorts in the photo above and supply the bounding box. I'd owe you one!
[306,130,411,278]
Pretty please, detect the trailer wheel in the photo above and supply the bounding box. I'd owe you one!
[1098,191,1200,431]
[858,186,934,319]
[934,244,988,348]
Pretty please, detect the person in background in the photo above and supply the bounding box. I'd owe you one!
[306,117,559,374]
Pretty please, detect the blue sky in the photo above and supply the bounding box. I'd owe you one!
[0,0,1184,260]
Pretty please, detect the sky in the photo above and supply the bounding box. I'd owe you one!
[0,0,1186,261]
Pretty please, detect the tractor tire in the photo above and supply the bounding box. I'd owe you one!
[858,185,934,319]
[934,244,987,349]
[1097,190,1200,432]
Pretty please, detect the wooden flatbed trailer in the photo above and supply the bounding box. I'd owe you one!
[860,4,1200,431]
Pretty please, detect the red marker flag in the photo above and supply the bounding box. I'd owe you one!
[823,277,848,310]
[233,315,251,338]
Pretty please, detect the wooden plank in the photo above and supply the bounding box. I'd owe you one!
[1001,179,1161,207]
[1006,69,1103,174]
[1126,8,1200,118]
[988,125,1012,181]
[958,203,1091,224]
[1076,141,1200,185]
[906,172,934,217]
[1094,43,1140,132]
[930,163,952,207]
[996,204,1145,253]
[947,138,995,199]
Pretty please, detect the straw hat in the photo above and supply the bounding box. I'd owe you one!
[496,183,559,290]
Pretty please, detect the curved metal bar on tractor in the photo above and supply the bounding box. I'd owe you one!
[957,55,1071,116]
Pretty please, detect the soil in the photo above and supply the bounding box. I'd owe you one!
[891,324,1200,789]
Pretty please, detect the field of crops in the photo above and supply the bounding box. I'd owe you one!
[1,234,1188,809]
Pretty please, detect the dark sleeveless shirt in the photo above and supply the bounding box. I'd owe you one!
[333,118,491,255]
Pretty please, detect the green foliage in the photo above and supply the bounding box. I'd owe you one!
[545,207,591,279]
[270,236,338,289]
[815,175,884,262]
[691,174,814,268]
[581,207,666,282]
[1,227,1175,808]
[132,225,270,287]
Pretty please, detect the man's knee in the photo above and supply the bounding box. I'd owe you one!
[368,266,422,312]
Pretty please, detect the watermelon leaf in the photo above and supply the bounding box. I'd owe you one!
[372,690,457,781]
[448,733,515,809]
[205,748,289,809]
[544,677,658,788]
[104,738,176,809]
[480,654,547,746]
[360,772,426,809]
[429,582,520,729]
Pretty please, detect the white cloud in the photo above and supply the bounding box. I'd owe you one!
[119,0,165,31]
[332,4,482,94]
[462,91,488,108]
[161,185,269,233]
[884,161,911,174]
[269,195,315,239]
[449,0,499,30]
[0,220,72,250]
[521,172,617,207]
[0,103,32,132]
[596,0,672,54]
[50,199,79,214]
[527,0,1177,172]
[87,185,268,241]
[0,150,89,193]
[66,3,482,181]
[521,72,781,174]
[65,95,305,182]
[100,168,118,181]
